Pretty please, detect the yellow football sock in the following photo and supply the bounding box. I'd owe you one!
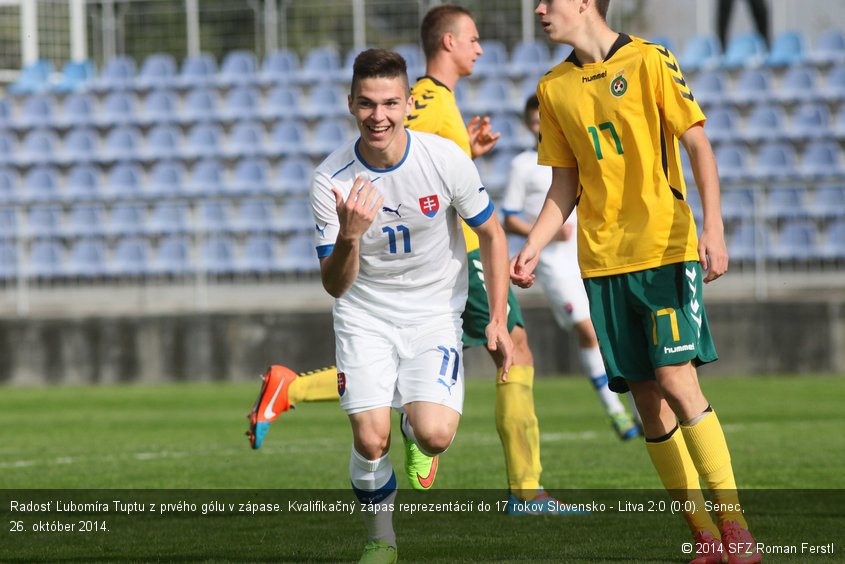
[646,426,719,537]
[287,366,340,405]
[496,365,542,500]
[681,410,748,528]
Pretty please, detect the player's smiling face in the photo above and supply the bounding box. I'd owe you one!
[349,76,413,168]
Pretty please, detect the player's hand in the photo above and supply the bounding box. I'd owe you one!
[698,228,728,283]
[485,321,513,381]
[510,243,539,288]
[468,116,500,159]
[332,176,384,241]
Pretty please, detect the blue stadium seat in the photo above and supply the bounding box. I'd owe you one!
[175,52,218,90]
[809,29,845,67]
[308,118,352,157]
[835,106,845,139]
[89,55,136,93]
[678,34,722,72]
[765,31,807,68]
[64,164,102,202]
[258,49,299,86]
[798,141,843,181]
[721,32,767,70]
[183,122,224,161]
[552,43,574,64]
[56,92,97,129]
[770,220,819,261]
[107,204,147,236]
[100,125,142,163]
[818,219,845,261]
[0,167,20,203]
[7,59,54,96]
[471,77,517,115]
[219,86,262,123]
[22,166,61,203]
[138,89,180,126]
[720,187,757,222]
[147,161,187,198]
[279,233,319,273]
[0,97,14,131]
[14,93,56,131]
[64,205,105,238]
[517,75,545,106]
[336,47,368,84]
[393,43,424,78]
[0,207,18,240]
[728,68,774,107]
[234,199,275,233]
[820,64,845,103]
[200,236,237,275]
[0,133,16,168]
[230,158,270,194]
[774,66,822,105]
[96,91,139,128]
[19,129,61,167]
[143,124,183,162]
[104,162,145,201]
[239,235,279,275]
[260,85,302,122]
[224,120,266,159]
[109,237,151,277]
[728,222,770,262]
[807,185,845,219]
[179,88,220,124]
[147,203,190,236]
[703,106,740,145]
[267,120,308,157]
[217,50,258,87]
[765,186,807,220]
[684,188,703,224]
[751,142,798,181]
[787,102,832,142]
[151,236,193,277]
[196,200,231,233]
[488,113,531,151]
[473,40,509,78]
[690,70,729,108]
[740,104,787,144]
[0,243,17,280]
[278,199,314,233]
[483,150,520,193]
[61,127,100,166]
[276,156,313,196]
[133,53,178,92]
[26,206,62,239]
[299,46,341,85]
[301,86,348,119]
[65,238,107,278]
[187,159,225,196]
[27,240,64,280]
[51,59,96,94]
[713,143,751,183]
[507,40,551,78]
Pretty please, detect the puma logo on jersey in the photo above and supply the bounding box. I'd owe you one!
[315,223,327,237]
[382,203,402,217]
[437,377,455,395]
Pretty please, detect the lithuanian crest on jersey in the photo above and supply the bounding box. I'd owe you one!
[610,69,628,97]
[419,195,440,218]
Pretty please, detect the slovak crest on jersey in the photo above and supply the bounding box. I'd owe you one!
[419,195,440,218]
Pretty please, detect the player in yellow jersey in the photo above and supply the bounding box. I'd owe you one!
[247,4,569,515]
[511,1,761,563]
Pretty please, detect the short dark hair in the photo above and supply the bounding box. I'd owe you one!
[596,0,610,20]
[420,4,474,60]
[350,48,409,97]
[523,94,540,121]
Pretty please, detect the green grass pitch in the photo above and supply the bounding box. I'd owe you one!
[1,374,843,563]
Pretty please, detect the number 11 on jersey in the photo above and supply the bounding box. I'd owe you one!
[382,225,411,254]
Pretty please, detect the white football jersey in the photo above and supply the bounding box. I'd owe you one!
[311,129,493,324]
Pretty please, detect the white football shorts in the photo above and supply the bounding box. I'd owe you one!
[333,304,465,415]
[534,240,591,330]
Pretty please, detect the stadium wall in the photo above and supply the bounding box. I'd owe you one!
[0,299,843,386]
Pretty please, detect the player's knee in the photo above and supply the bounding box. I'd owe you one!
[354,431,391,460]
[414,424,456,455]
[509,325,533,365]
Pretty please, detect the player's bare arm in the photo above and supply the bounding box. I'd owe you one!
[467,115,501,159]
[504,213,572,242]
[471,213,514,379]
[319,176,384,298]
[680,124,728,283]
[511,166,579,288]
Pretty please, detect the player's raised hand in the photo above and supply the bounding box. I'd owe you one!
[333,176,384,240]
[467,115,500,159]
[698,229,729,283]
[510,243,539,288]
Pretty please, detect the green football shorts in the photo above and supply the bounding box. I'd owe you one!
[461,249,524,348]
[583,261,718,393]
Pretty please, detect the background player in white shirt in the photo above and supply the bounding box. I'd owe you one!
[311,48,513,564]
[501,95,641,440]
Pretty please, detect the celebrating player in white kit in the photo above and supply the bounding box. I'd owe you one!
[311,48,513,564]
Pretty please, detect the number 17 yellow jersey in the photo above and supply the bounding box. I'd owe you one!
[537,34,706,278]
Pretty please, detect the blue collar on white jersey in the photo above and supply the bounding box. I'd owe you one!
[354,128,411,173]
